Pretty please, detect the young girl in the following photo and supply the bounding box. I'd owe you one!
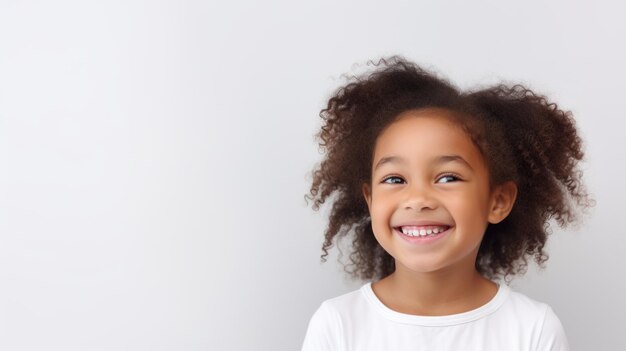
[302,56,591,351]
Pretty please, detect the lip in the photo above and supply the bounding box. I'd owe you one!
[393,226,452,245]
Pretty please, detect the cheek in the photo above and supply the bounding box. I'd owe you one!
[370,206,387,228]
[370,200,394,232]
[369,193,385,213]
[447,190,490,223]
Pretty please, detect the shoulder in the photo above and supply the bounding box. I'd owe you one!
[301,285,368,351]
[533,303,570,351]
[308,285,371,329]
[501,286,570,351]
[503,286,552,317]
[321,285,369,315]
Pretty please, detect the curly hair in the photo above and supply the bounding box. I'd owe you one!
[305,55,592,281]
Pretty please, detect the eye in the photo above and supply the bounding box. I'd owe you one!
[382,176,405,184]
[436,173,461,183]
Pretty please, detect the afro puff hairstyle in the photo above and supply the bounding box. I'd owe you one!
[305,55,592,281]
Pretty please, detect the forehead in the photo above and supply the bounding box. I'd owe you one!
[373,108,484,169]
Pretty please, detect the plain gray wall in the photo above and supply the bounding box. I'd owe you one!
[1,1,624,350]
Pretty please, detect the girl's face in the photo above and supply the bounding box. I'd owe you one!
[362,108,515,276]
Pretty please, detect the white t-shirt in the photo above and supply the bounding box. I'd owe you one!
[301,283,569,351]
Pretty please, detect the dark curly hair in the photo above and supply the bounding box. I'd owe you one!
[305,55,592,281]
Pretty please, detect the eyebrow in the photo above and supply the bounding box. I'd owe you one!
[374,154,473,171]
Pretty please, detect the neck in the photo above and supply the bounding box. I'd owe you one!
[372,260,497,316]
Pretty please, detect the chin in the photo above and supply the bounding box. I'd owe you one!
[397,259,448,274]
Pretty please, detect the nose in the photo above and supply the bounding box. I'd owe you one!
[401,183,438,212]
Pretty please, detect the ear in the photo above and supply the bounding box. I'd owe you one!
[362,182,372,211]
[487,181,518,224]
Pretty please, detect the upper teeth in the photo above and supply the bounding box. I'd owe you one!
[400,226,447,237]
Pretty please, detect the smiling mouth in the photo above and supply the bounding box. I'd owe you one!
[394,225,451,237]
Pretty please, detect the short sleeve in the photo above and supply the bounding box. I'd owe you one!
[535,306,570,351]
[301,301,342,351]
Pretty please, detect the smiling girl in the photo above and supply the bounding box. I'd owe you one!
[302,56,591,350]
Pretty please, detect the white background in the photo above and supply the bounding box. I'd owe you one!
[1,1,624,350]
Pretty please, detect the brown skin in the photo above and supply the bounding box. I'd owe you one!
[306,55,591,283]
[371,269,495,316]
[361,109,517,315]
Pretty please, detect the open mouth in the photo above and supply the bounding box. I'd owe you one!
[394,225,451,238]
